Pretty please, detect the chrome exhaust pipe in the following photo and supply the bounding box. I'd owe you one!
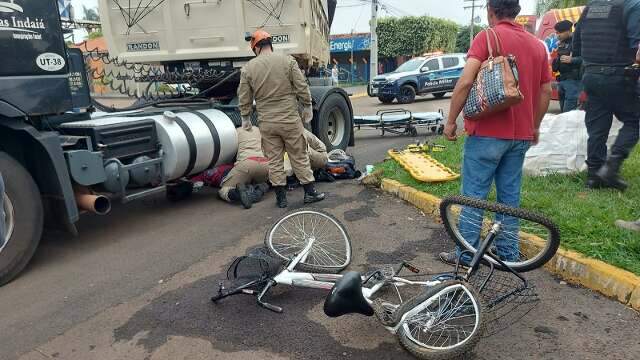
[74,188,111,215]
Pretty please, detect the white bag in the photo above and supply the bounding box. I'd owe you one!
[524,110,622,176]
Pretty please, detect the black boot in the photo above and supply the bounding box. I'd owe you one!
[596,155,628,191]
[274,186,288,208]
[303,182,325,204]
[228,184,253,209]
[247,183,269,203]
[585,169,604,190]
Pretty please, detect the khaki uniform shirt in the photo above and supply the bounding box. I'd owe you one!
[304,129,326,155]
[238,52,312,124]
[235,127,264,164]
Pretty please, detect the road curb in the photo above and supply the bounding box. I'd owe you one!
[349,92,368,99]
[379,178,640,311]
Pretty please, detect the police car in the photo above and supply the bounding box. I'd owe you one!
[369,53,467,104]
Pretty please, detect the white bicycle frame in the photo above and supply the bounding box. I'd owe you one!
[272,237,442,330]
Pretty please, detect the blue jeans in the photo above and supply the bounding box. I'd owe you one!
[557,79,581,113]
[457,137,531,261]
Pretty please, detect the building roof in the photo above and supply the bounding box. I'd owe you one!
[330,32,370,40]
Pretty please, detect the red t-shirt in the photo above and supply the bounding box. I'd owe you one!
[465,21,552,141]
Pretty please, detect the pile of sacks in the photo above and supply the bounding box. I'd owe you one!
[524,111,622,176]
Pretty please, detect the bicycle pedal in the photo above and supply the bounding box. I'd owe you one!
[403,261,420,273]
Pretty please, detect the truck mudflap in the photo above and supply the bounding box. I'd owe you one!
[0,119,79,226]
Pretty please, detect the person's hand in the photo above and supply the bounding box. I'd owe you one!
[241,116,252,130]
[302,106,313,124]
[560,55,572,64]
[532,128,540,145]
[444,121,457,141]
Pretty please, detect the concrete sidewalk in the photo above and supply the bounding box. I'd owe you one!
[16,183,640,360]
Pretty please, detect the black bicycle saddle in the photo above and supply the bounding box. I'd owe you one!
[323,271,374,317]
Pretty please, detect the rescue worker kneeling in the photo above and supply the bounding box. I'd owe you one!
[284,129,328,172]
[191,127,269,209]
[238,29,325,208]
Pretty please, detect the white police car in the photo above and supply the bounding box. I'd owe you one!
[369,53,467,104]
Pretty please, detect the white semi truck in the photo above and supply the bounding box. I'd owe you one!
[0,0,353,285]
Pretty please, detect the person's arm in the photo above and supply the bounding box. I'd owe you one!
[533,83,552,144]
[624,1,640,49]
[444,59,482,141]
[307,131,327,153]
[572,10,586,59]
[444,30,488,141]
[238,68,253,117]
[289,57,312,107]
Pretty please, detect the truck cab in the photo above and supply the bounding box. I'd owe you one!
[369,53,467,104]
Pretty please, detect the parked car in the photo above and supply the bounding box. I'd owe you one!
[368,53,467,104]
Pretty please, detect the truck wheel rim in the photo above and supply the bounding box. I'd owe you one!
[0,193,15,253]
[327,108,346,147]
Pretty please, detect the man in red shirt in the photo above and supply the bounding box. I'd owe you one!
[440,0,553,265]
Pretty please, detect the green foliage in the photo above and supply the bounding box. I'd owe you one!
[87,30,103,40]
[536,0,588,15]
[378,16,458,57]
[376,135,640,276]
[455,25,485,53]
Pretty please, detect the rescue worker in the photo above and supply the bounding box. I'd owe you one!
[238,29,325,208]
[552,20,582,112]
[190,127,270,209]
[303,129,329,170]
[284,129,331,183]
[573,0,640,190]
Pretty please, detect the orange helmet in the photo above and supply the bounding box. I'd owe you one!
[245,29,272,51]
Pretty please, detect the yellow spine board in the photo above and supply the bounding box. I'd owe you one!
[388,149,460,183]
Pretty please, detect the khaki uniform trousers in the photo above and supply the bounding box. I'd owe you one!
[219,159,269,201]
[260,121,314,186]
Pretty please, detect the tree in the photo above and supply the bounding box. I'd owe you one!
[88,30,103,40]
[82,6,100,22]
[377,16,458,58]
[455,25,485,53]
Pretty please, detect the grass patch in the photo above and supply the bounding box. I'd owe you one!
[377,136,640,276]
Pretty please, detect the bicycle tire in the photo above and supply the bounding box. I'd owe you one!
[394,280,486,360]
[264,208,352,273]
[440,195,560,272]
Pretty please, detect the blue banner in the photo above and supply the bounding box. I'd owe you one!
[330,35,371,53]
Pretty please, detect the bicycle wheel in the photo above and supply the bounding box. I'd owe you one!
[440,195,560,272]
[395,280,485,360]
[264,209,352,273]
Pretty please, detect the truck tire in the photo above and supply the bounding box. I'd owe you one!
[0,152,43,286]
[315,93,352,151]
[397,85,416,104]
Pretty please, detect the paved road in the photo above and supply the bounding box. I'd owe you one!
[2,96,637,360]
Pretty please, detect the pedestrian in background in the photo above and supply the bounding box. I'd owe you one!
[331,65,339,86]
[573,0,640,191]
[441,0,552,265]
[552,20,582,112]
[238,29,325,208]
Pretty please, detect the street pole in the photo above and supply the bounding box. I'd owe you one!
[369,0,378,83]
[470,0,475,48]
[464,0,483,47]
[351,29,355,84]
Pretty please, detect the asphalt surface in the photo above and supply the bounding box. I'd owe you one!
[2,95,638,360]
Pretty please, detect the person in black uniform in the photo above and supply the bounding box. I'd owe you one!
[552,20,582,112]
[573,0,640,190]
